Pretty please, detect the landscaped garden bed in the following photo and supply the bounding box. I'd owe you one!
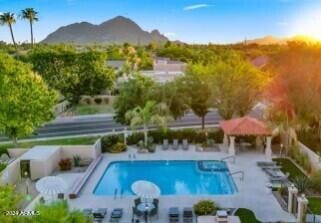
[308,197,321,214]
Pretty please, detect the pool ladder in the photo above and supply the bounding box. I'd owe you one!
[114,188,124,199]
[230,171,244,181]
[221,155,236,164]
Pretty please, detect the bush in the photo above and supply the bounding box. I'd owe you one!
[94,98,102,104]
[310,171,321,193]
[110,142,127,153]
[59,159,72,171]
[101,134,125,153]
[73,155,81,167]
[193,200,217,216]
[293,176,310,193]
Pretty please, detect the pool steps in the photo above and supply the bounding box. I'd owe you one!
[69,155,103,199]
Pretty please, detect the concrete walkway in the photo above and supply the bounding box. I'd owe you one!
[67,146,296,223]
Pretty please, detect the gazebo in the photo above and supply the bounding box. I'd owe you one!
[220,116,272,157]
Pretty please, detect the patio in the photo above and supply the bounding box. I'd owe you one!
[65,146,296,223]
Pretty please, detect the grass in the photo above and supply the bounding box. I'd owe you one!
[273,158,306,181]
[0,136,99,155]
[0,163,6,172]
[308,197,321,214]
[234,208,261,223]
[74,104,114,115]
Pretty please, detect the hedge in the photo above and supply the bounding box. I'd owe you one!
[101,128,224,150]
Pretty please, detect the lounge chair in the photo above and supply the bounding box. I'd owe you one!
[83,208,92,217]
[169,207,179,223]
[172,139,179,150]
[182,139,189,150]
[216,210,228,223]
[110,208,123,222]
[93,208,107,220]
[163,139,169,150]
[183,207,194,223]
[265,169,284,178]
[261,166,282,171]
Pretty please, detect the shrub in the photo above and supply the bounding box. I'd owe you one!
[110,142,127,153]
[94,98,102,104]
[194,200,217,216]
[293,176,310,193]
[59,159,72,171]
[73,155,81,167]
[310,171,321,193]
[127,133,144,145]
[101,134,125,153]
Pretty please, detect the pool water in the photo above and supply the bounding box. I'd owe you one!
[93,160,237,196]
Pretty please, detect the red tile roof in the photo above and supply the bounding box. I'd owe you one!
[220,116,272,136]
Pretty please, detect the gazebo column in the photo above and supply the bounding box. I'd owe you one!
[223,134,229,148]
[228,136,236,155]
[265,136,272,158]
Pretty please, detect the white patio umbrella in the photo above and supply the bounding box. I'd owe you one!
[131,180,161,203]
[36,176,67,201]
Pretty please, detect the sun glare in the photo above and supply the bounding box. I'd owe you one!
[290,9,321,41]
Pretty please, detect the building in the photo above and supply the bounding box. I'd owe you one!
[142,57,187,83]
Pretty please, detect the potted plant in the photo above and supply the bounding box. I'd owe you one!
[59,158,72,171]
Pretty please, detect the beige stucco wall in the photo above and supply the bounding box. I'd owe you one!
[8,148,30,158]
[298,142,321,171]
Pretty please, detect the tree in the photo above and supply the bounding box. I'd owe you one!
[125,100,172,147]
[32,201,90,223]
[151,80,189,120]
[21,8,39,45]
[113,74,156,124]
[21,47,114,104]
[178,74,212,129]
[0,12,17,46]
[0,53,57,145]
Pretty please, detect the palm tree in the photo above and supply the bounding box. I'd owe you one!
[125,101,173,147]
[0,12,17,46]
[21,8,38,45]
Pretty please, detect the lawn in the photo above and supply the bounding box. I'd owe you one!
[308,197,321,214]
[74,104,114,115]
[0,136,99,155]
[234,208,261,223]
[273,158,306,181]
[0,163,6,172]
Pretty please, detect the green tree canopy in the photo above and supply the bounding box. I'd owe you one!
[21,46,115,104]
[113,74,156,124]
[0,53,57,144]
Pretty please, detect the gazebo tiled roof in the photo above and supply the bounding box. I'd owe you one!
[220,116,272,136]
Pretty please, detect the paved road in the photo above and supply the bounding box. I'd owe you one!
[0,111,221,141]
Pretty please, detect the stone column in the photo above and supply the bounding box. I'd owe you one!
[223,134,229,148]
[123,127,128,145]
[228,136,236,155]
[265,136,272,158]
[297,194,308,223]
[288,184,298,213]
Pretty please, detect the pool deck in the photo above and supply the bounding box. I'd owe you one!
[66,145,297,223]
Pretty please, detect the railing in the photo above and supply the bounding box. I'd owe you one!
[221,155,236,164]
[230,171,244,181]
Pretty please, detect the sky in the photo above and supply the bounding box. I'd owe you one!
[1,0,321,44]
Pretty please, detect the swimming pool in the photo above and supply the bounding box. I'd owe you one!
[93,160,237,196]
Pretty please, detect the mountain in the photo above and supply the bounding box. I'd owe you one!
[244,35,286,45]
[42,16,168,45]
